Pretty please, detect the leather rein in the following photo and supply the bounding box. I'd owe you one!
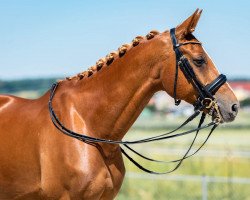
[48,28,227,174]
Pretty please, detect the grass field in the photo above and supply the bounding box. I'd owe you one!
[116,111,250,200]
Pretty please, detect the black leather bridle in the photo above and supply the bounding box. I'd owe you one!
[170,28,227,115]
[48,28,227,174]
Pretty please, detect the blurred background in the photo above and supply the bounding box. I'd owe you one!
[0,0,249,199]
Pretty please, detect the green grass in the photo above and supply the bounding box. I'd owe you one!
[117,116,250,200]
[117,177,250,200]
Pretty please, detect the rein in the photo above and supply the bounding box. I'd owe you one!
[48,28,227,174]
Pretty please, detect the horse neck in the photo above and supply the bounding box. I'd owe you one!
[58,37,165,141]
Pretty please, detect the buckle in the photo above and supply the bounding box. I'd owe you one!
[213,117,221,125]
[177,56,186,66]
[201,98,215,109]
[201,98,223,124]
[174,44,180,48]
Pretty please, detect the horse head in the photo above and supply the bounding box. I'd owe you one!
[160,9,239,122]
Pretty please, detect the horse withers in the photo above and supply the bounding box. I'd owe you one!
[0,9,239,200]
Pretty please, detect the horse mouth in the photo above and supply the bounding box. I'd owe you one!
[201,99,228,124]
[211,109,224,124]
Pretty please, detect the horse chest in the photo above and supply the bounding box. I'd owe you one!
[40,141,125,200]
[71,149,125,199]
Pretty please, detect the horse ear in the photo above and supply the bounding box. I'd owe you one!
[175,9,202,39]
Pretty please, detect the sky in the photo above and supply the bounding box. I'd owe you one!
[0,0,249,80]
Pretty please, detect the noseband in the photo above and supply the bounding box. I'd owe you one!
[170,28,227,123]
[48,28,227,174]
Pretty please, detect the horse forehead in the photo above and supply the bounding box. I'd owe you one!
[182,44,204,55]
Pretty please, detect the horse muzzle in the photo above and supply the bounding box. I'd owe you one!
[216,100,239,123]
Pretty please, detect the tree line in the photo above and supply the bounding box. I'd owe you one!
[0,78,58,94]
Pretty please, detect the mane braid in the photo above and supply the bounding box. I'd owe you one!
[65,30,160,81]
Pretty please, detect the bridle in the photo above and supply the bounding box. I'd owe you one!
[170,28,227,123]
[48,28,227,174]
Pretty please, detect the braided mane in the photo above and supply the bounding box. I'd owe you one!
[65,30,160,81]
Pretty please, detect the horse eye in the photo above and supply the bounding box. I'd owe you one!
[193,58,205,67]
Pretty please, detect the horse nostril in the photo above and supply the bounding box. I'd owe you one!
[232,104,238,113]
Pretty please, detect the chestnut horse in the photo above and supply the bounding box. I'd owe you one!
[0,9,238,200]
